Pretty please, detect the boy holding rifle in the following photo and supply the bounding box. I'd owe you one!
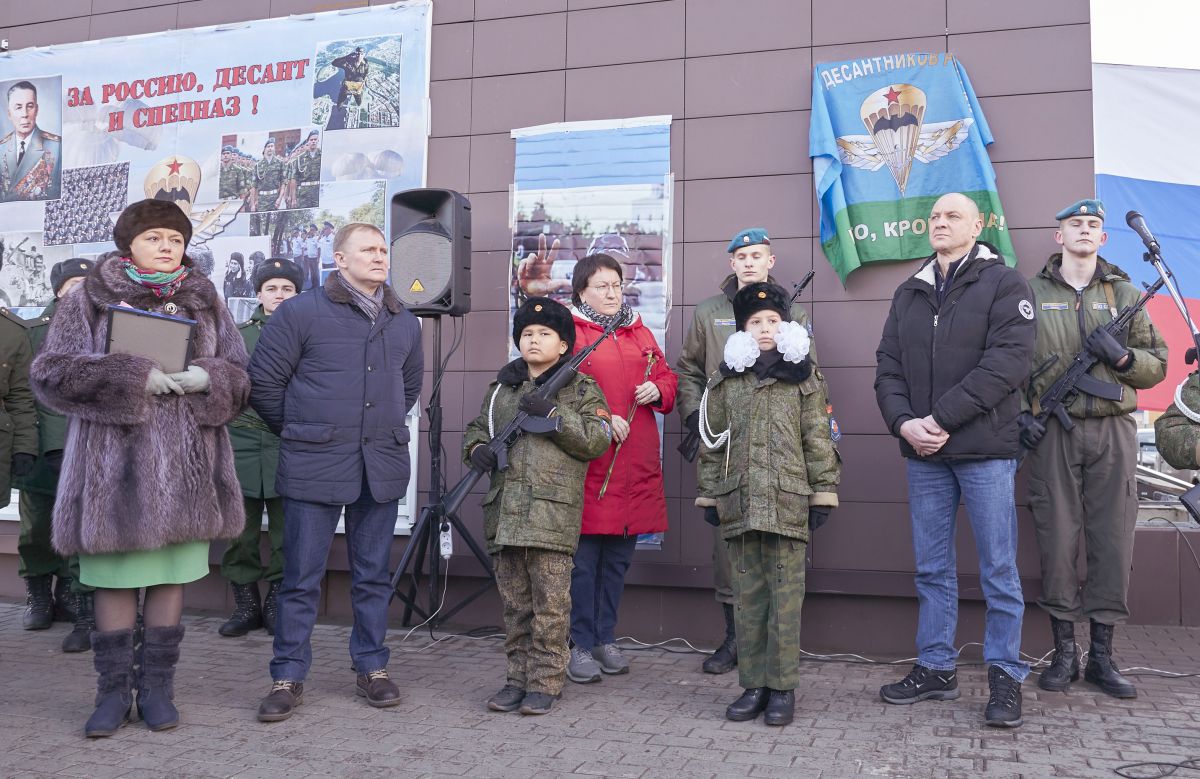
[1019,199,1166,698]
[463,297,611,716]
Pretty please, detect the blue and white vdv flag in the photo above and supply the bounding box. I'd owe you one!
[1094,62,1200,411]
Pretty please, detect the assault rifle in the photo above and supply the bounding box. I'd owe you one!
[438,314,620,519]
[1028,274,1164,443]
[678,270,816,462]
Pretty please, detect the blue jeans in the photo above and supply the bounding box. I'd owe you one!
[570,534,637,650]
[270,472,399,682]
[906,458,1028,682]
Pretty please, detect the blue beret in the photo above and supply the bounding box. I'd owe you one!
[1055,199,1106,222]
[727,227,771,253]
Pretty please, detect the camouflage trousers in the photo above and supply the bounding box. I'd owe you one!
[494,547,573,696]
[728,530,806,691]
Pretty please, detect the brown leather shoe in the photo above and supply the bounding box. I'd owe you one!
[356,669,401,708]
[257,680,303,722]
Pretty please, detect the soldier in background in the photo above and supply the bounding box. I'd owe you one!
[251,138,285,213]
[1155,372,1200,469]
[219,258,304,638]
[287,130,321,209]
[333,47,370,110]
[16,259,93,651]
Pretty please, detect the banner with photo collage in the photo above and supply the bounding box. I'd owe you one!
[0,3,431,530]
[509,115,674,548]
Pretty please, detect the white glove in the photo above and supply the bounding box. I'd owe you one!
[146,368,184,396]
[722,331,760,373]
[167,364,210,394]
[774,320,811,364]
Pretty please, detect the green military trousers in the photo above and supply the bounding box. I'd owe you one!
[17,490,91,592]
[494,547,573,696]
[219,496,285,585]
[1028,414,1138,625]
[711,522,734,605]
[728,530,806,691]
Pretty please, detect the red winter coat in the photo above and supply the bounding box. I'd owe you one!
[573,311,678,536]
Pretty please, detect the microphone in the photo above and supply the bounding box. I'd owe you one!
[1126,210,1162,255]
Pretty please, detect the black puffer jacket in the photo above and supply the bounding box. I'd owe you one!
[874,241,1036,461]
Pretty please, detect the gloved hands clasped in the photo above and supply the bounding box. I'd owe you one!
[168,364,210,394]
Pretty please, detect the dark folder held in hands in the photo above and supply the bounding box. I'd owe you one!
[105,305,196,374]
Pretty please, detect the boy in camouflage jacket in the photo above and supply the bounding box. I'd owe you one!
[463,297,612,716]
[699,283,840,727]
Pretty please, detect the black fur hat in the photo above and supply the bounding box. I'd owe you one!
[512,296,576,353]
[112,199,193,255]
[50,258,95,297]
[252,257,305,292]
[733,282,791,331]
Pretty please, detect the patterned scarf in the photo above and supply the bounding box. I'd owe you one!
[577,299,633,330]
[338,271,385,322]
[119,258,188,299]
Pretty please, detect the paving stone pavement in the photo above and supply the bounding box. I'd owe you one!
[0,601,1197,778]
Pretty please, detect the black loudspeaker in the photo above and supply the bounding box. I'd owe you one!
[389,188,471,316]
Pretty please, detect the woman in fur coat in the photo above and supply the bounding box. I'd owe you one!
[31,199,250,738]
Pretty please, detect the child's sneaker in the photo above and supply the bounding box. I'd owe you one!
[518,692,558,715]
[591,643,630,674]
[567,646,602,683]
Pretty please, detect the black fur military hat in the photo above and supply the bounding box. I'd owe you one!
[733,281,791,331]
[50,258,94,297]
[252,257,304,292]
[112,199,193,255]
[512,296,576,353]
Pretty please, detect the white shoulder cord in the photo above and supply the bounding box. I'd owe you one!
[1173,377,1200,424]
[698,385,729,450]
[486,385,502,438]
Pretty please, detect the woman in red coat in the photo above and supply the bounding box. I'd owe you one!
[566,252,677,683]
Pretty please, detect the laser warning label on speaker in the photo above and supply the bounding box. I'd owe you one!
[409,279,425,292]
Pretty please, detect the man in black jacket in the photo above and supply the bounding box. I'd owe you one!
[874,192,1036,728]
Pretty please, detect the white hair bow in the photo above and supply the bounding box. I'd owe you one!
[723,330,760,373]
[773,320,810,364]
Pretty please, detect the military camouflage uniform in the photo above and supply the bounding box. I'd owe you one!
[253,156,285,213]
[332,53,370,107]
[219,161,243,200]
[287,151,321,209]
[1156,372,1200,469]
[15,300,79,585]
[1026,255,1166,625]
[463,358,611,695]
[221,306,285,586]
[676,273,818,607]
[699,357,839,691]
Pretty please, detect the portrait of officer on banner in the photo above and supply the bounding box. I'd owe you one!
[0,76,63,203]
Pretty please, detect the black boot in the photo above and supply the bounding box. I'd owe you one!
[725,688,768,721]
[22,575,54,630]
[218,582,263,637]
[262,581,281,636]
[137,625,184,731]
[763,689,795,726]
[84,629,134,738]
[54,577,77,622]
[62,591,95,654]
[1038,615,1079,691]
[1084,621,1137,698]
[702,603,738,674]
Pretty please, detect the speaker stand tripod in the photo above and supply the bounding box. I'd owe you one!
[389,315,496,627]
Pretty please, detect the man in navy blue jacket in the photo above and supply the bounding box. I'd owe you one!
[248,222,424,722]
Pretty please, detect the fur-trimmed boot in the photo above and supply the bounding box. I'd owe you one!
[84,629,135,738]
[137,625,185,731]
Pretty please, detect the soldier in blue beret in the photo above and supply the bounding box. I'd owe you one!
[1020,197,1166,700]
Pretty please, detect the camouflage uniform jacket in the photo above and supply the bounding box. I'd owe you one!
[1027,254,1167,418]
[699,355,839,543]
[1155,372,1200,470]
[13,300,57,494]
[463,357,612,556]
[676,273,818,422]
[229,306,280,499]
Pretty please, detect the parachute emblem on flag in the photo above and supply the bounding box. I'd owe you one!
[834,83,973,195]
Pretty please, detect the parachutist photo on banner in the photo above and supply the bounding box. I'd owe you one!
[312,36,404,132]
[0,76,63,203]
[44,162,130,245]
[0,231,68,315]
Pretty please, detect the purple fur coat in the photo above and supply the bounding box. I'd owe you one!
[31,256,250,556]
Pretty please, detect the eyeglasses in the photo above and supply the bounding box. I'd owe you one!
[588,282,624,294]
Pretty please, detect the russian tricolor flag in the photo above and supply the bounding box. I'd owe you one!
[1095,62,1200,411]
